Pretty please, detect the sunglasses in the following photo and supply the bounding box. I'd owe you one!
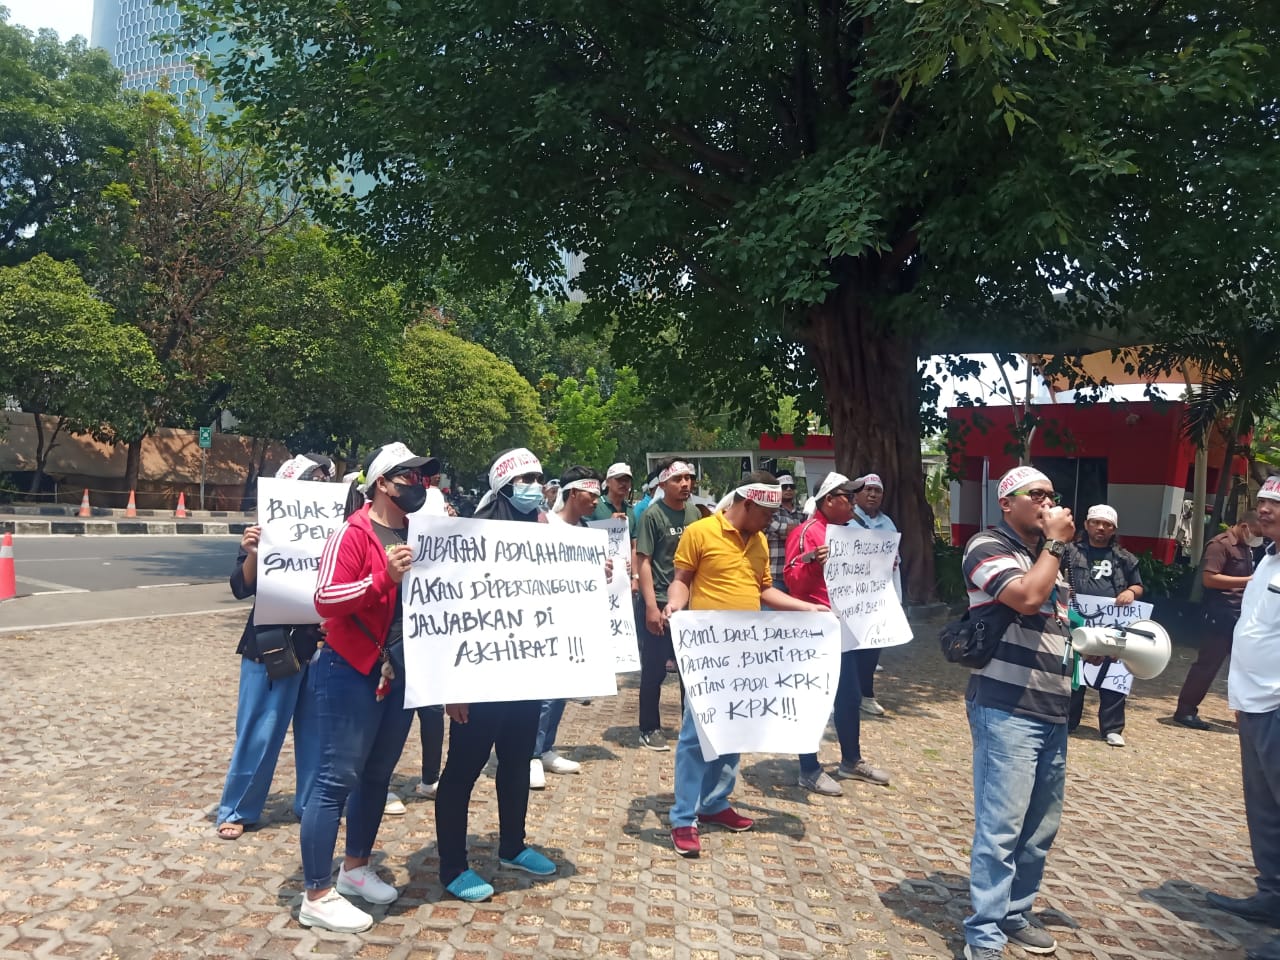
[781,484,796,490]
[1012,488,1062,505]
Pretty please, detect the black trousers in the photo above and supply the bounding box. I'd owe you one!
[1175,610,1237,716]
[435,699,540,884]
[636,595,682,732]
[1068,681,1126,736]
[417,705,444,783]
[855,647,882,699]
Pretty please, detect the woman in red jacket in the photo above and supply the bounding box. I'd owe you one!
[298,442,439,934]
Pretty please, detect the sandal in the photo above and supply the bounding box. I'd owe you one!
[216,821,245,840]
[445,869,494,902]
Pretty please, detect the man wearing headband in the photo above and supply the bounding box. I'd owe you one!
[852,473,897,717]
[530,466,605,788]
[1173,510,1262,730]
[634,457,700,751]
[662,471,830,858]
[959,465,1075,959]
[1205,478,1280,958]
[784,473,890,796]
[631,467,662,526]
[765,473,805,592]
[1061,505,1144,747]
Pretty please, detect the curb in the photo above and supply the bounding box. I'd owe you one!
[0,518,248,536]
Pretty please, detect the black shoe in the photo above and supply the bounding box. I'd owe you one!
[1174,712,1211,730]
[1206,891,1280,926]
[1248,935,1280,960]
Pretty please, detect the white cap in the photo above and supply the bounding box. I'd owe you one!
[860,473,883,489]
[776,474,795,486]
[1259,476,1280,501]
[606,463,632,480]
[360,442,438,494]
[1086,504,1118,525]
[997,466,1051,499]
[815,472,863,501]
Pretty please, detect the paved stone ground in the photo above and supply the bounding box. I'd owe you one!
[0,613,1267,959]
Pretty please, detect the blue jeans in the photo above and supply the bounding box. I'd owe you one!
[800,648,861,774]
[669,700,739,828]
[216,658,319,825]
[965,701,1067,950]
[533,699,566,757]
[299,645,415,891]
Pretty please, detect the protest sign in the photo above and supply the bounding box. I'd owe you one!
[671,610,842,760]
[253,477,346,625]
[823,525,913,651]
[1072,594,1155,696]
[586,518,641,672]
[401,514,620,707]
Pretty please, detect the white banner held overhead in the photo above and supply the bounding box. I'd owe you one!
[401,514,620,707]
[1072,594,1155,697]
[586,517,641,672]
[823,525,913,650]
[253,477,346,626]
[671,610,842,760]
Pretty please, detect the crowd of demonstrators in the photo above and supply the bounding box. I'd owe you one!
[662,470,830,857]
[302,442,439,933]
[783,473,891,796]
[215,453,336,841]
[1061,505,1144,746]
[634,459,701,751]
[851,474,896,716]
[1173,511,1261,730]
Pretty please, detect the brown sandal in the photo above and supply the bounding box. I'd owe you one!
[216,822,244,840]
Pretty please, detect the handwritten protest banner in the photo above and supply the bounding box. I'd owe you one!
[671,610,841,760]
[401,514,619,707]
[586,518,641,672]
[1072,594,1155,696]
[823,525,913,651]
[253,477,345,625]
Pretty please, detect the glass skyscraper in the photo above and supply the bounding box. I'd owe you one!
[90,0,218,102]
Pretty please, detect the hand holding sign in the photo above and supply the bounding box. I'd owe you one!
[253,477,345,625]
[823,525,912,651]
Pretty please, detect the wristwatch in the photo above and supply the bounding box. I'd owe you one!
[1044,539,1067,558]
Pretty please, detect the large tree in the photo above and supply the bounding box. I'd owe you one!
[180,0,1277,599]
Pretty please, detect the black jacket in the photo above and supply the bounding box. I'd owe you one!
[230,548,322,663]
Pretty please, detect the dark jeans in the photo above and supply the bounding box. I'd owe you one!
[1175,609,1237,716]
[637,597,682,732]
[418,706,444,784]
[1239,709,1280,898]
[1068,682,1126,736]
[300,646,415,890]
[799,649,862,773]
[435,699,540,884]
[856,647,882,699]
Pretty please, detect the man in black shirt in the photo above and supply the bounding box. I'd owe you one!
[1061,504,1144,746]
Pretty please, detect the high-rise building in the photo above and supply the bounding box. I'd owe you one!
[90,0,220,102]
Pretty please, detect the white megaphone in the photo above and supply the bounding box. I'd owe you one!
[1070,619,1172,680]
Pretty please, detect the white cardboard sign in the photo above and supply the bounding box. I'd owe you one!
[585,518,641,672]
[823,525,913,651]
[671,610,842,760]
[401,514,620,707]
[1073,594,1154,697]
[253,477,346,625]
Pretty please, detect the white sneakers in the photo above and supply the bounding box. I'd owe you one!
[529,758,546,790]
[860,698,887,716]
[414,780,439,799]
[542,750,581,775]
[298,865,399,932]
[383,791,407,816]
[1105,732,1126,747]
[299,889,373,934]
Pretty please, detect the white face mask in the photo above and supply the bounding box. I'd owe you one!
[1246,534,1264,548]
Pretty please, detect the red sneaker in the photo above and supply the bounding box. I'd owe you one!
[671,826,701,857]
[699,807,754,832]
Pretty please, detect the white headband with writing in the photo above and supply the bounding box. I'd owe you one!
[735,483,783,508]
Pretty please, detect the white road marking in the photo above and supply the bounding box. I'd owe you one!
[0,607,244,634]
[137,583,191,589]
[14,575,89,593]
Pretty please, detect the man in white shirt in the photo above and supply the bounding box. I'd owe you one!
[1207,476,1280,959]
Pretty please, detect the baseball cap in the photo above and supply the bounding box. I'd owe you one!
[361,442,439,493]
[606,463,633,480]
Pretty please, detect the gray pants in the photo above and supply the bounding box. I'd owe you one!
[1240,708,1280,898]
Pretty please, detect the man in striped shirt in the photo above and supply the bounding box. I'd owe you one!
[960,466,1075,960]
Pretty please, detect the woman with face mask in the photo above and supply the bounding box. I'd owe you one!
[434,448,558,903]
[297,442,440,934]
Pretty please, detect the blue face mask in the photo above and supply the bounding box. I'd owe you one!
[508,482,544,514]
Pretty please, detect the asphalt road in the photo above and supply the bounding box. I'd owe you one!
[9,534,243,594]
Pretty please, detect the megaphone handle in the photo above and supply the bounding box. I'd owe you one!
[1121,627,1156,640]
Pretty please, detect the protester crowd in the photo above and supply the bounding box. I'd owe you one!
[212,447,1280,960]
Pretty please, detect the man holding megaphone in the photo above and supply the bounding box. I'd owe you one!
[1205,477,1280,960]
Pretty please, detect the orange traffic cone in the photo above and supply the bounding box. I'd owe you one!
[125,489,138,518]
[0,533,15,601]
[78,489,91,517]
[174,492,188,518]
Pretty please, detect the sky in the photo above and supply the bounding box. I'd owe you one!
[4,0,93,42]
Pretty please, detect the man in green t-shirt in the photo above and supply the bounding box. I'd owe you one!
[634,458,701,751]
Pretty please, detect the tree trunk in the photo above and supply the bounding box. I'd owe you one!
[124,437,143,493]
[806,288,935,603]
[30,413,46,495]
[243,436,263,510]
[1208,405,1245,532]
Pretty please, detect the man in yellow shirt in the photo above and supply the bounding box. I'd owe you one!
[662,471,828,857]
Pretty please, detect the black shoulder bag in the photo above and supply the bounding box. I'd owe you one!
[938,529,1024,669]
